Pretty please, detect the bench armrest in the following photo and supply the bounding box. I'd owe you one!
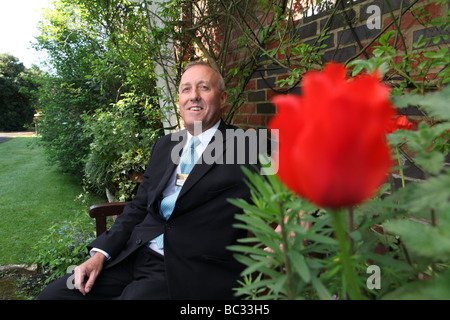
[89,202,127,236]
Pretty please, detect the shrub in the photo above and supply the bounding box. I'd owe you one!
[33,212,96,282]
[83,92,163,200]
[37,77,95,175]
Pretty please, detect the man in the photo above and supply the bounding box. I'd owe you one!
[38,61,262,300]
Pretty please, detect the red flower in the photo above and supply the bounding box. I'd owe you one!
[269,63,396,208]
[386,115,413,134]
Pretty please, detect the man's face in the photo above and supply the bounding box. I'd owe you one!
[179,65,227,135]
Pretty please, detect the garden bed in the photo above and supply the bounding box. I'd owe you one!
[0,265,49,300]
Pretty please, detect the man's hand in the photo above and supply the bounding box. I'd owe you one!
[74,252,106,295]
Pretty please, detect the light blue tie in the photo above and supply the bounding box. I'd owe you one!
[155,136,200,249]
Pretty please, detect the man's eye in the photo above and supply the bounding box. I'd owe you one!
[182,87,190,92]
[200,85,209,90]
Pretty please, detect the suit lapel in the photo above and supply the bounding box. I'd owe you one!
[176,120,230,201]
[154,131,186,198]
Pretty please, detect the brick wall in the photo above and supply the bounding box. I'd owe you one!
[224,0,449,129]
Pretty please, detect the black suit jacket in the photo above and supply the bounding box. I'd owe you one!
[88,120,260,299]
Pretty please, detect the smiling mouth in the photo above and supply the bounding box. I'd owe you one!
[188,106,203,111]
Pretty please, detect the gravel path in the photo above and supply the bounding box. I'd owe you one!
[0,131,35,144]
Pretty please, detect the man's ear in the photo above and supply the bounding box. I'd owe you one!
[220,91,228,109]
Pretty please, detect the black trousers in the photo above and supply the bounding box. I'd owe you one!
[38,246,170,300]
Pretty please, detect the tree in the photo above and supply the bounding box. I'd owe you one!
[34,0,163,197]
[0,54,40,131]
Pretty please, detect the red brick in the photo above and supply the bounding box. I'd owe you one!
[239,103,256,114]
[383,10,422,30]
[248,114,267,127]
[266,89,280,101]
[266,38,281,50]
[232,114,248,125]
[245,80,256,91]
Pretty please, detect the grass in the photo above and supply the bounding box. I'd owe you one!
[0,136,105,266]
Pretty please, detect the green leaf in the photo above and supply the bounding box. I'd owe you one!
[227,244,275,259]
[387,171,450,215]
[304,231,337,246]
[392,86,450,120]
[383,218,450,259]
[352,63,365,76]
[423,47,448,59]
[372,48,384,58]
[311,275,333,300]
[382,270,450,300]
[379,30,396,46]
[288,251,311,283]
[229,198,275,221]
[233,254,281,279]
[362,253,413,272]
[414,151,445,174]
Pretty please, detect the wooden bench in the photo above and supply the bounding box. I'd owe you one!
[89,202,127,236]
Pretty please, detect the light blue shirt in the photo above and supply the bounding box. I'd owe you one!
[148,120,220,255]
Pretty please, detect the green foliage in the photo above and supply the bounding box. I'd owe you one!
[393,85,450,122]
[37,76,94,174]
[33,212,96,282]
[34,0,164,191]
[348,2,450,94]
[230,85,450,300]
[229,167,336,299]
[83,92,162,200]
[0,54,41,131]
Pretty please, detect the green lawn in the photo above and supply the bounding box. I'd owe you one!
[0,137,105,265]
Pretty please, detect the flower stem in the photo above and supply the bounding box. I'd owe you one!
[396,147,406,188]
[332,210,361,300]
[347,207,354,253]
[279,202,294,299]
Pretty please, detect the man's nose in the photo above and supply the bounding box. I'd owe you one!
[189,88,200,100]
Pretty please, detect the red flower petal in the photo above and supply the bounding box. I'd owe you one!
[270,63,396,208]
